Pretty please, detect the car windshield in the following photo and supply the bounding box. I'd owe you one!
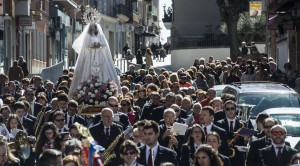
[269,114,300,136]
[237,93,300,117]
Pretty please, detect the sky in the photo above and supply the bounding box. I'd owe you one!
[159,0,172,43]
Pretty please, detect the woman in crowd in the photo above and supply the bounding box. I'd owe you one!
[0,105,11,124]
[192,144,223,166]
[145,48,153,67]
[205,132,231,166]
[120,98,139,125]
[35,122,59,160]
[6,114,25,133]
[241,65,256,82]
[180,124,205,166]
[0,136,20,166]
[119,140,142,166]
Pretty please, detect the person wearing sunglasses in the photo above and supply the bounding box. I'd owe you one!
[258,125,298,166]
[247,117,285,166]
[93,96,130,130]
[119,140,142,166]
[215,100,247,166]
[53,111,68,133]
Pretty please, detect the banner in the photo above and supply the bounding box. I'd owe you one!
[249,1,262,17]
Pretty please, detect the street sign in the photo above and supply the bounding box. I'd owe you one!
[249,1,262,17]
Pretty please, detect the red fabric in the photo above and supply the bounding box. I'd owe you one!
[179,82,191,87]
[200,98,211,107]
[127,112,136,125]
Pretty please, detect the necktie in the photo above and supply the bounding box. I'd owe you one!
[148,149,153,166]
[204,126,208,135]
[277,147,282,161]
[230,121,234,132]
[68,117,73,128]
[105,128,110,139]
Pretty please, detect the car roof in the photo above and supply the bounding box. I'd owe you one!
[223,82,297,94]
[262,107,300,115]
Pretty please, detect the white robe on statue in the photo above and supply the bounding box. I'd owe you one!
[69,23,120,99]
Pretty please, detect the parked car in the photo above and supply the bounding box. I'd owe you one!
[213,84,228,97]
[222,82,300,127]
[262,108,300,149]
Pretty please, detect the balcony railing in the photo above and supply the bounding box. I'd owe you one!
[172,34,229,49]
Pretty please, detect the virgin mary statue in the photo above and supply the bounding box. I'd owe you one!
[69,23,120,98]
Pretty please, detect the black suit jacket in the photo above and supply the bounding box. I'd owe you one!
[179,144,196,166]
[32,102,44,117]
[12,92,22,101]
[219,153,232,166]
[140,102,160,120]
[211,124,230,156]
[216,118,247,166]
[138,145,178,165]
[93,111,130,130]
[151,105,166,123]
[65,114,86,126]
[259,145,298,166]
[214,109,226,123]
[247,136,291,166]
[45,91,56,103]
[22,117,35,136]
[89,122,124,166]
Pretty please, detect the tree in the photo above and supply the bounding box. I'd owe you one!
[216,0,248,61]
[220,12,266,45]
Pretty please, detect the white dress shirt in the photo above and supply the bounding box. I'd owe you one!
[146,143,159,165]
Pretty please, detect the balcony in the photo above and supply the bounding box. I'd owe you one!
[115,4,130,23]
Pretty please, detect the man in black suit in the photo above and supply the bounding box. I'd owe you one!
[7,81,22,101]
[198,106,229,156]
[44,81,56,103]
[215,100,247,166]
[140,92,161,120]
[151,92,176,123]
[89,108,124,166]
[65,100,85,128]
[24,88,44,117]
[94,96,130,130]
[214,93,236,123]
[247,117,279,166]
[258,125,298,166]
[13,101,35,136]
[137,120,177,166]
[53,111,68,133]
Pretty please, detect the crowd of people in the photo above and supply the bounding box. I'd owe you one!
[0,54,300,166]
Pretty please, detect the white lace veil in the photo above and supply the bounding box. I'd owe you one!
[69,23,121,98]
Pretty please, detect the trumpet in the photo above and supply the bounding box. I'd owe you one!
[167,126,179,150]
[8,130,35,160]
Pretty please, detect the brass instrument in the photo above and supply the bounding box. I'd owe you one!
[167,126,179,150]
[103,131,123,165]
[8,130,34,160]
[228,122,244,158]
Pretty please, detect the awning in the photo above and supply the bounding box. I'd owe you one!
[52,0,78,9]
[266,14,278,26]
